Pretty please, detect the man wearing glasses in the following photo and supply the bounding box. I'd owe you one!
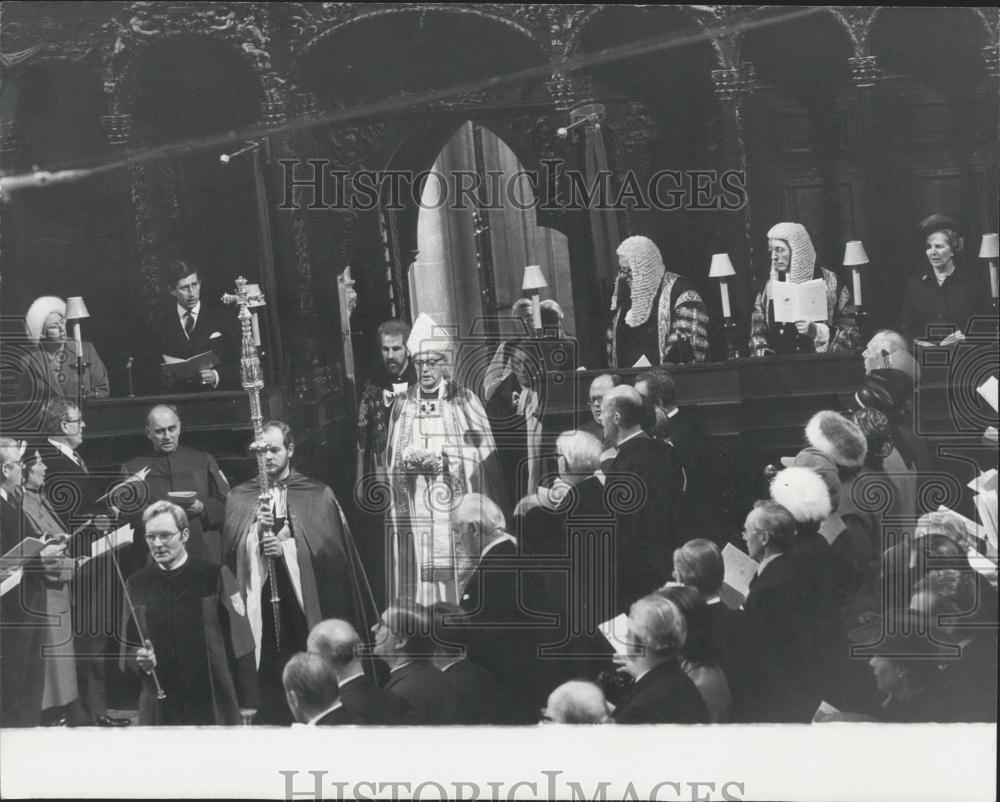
[124,500,257,725]
[35,398,130,727]
[581,373,619,444]
[384,314,503,608]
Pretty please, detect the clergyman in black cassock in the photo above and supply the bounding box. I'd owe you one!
[123,554,258,725]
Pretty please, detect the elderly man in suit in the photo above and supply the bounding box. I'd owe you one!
[737,500,825,723]
[612,593,709,724]
[34,398,129,727]
[283,652,350,726]
[307,618,413,725]
[600,385,684,613]
[454,492,550,724]
[371,602,457,725]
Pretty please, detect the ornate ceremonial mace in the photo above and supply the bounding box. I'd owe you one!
[223,277,281,649]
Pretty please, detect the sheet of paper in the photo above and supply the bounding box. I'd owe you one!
[97,466,151,504]
[161,354,183,364]
[937,506,986,544]
[598,613,631,656]
[812,700,842,722]
[984,426,998,443]
[0,569,23,597]
[632,354,652,368]
[794,278,828,322]
[977,376,999,413]
[1,536,47,566]
[939,330,966,346]
[966,548,997,583]
[967,469,998,494]
[974,491,998,551]
[722,542,759,604]
[90,524,133,558]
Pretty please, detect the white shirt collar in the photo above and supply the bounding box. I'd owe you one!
[177,301,201,320]
[0,487,7,502]
[705,595,721,605]
[157,550,189,572]
[616,430,645,447]
[307,700,343,726]
[666,407,679,418]
[756,552,782,576]
[47,438,76,462]
[438,658,463,672]
[480,533,517,559]
[338,670,366,687]
[389,660,415,674]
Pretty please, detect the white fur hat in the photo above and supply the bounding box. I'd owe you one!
[770,466,832,524]
[805,410,867,469]
[24,296,66,343]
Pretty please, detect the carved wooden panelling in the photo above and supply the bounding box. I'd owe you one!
[771,107,853,157]
[775,174,862,253]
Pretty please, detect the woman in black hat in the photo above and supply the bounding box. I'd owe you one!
[899,214,991,343]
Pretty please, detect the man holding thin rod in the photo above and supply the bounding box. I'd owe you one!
[123,500,257,725]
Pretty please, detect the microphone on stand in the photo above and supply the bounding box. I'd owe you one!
[126,356,135,397]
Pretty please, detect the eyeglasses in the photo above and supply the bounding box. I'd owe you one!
[588,396,604,406]
[414,358,444,369]
[145,529,182,545]
[62,417,84,427]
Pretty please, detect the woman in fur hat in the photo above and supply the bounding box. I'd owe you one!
[607,236,710,368]
[750,222,860,356]
[899,214,991,344]
[16,296,110,402]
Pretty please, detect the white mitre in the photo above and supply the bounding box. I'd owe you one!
[406,313,454,359]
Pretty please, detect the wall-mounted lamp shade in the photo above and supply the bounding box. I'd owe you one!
[979,234,999,259]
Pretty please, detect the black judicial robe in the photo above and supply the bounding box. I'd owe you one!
[123,558,257,725]
[122,445,230,564]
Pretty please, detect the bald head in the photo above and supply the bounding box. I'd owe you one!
[307,619,363,670]
[146,405,181,454]
[601,385,645,443]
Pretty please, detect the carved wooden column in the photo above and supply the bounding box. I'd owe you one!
[708,59,756,357]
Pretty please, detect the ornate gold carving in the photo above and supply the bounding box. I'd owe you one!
[848,55,882,88]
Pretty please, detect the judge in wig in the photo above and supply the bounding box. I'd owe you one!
[750,222,860,356]
[385,314,504,607]
[607,236,710,368]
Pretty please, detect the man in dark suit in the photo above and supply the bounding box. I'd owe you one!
[601,385,683,613]
[455,492,552,724]
[283,652,353,725]
[612,593,709,724]
[430,601,500,725]
[34,398,129,727]
[143,257,236,392]
[737,500,824,723]
[372,603,458,725]
[1,439,51,727]
[307,618,414,725]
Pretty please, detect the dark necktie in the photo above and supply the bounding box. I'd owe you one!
[72,450,88,474]
[183,312,195,339]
